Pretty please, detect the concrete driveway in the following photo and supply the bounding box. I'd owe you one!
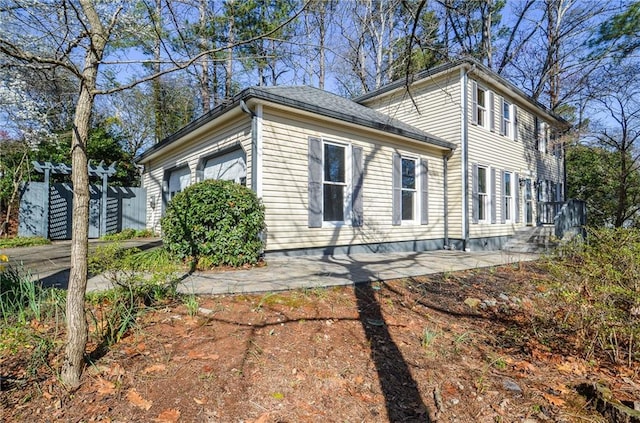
[4,239,540,294]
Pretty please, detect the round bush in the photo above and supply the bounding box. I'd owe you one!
[161,180,265,268]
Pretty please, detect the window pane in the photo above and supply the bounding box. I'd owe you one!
[503,102,510,120]
[477,87,485,106]
[478,167,487,193]
[324,144,345,183]
[504,197,511,220]
[504,173,511,196]
[402,158,415,189]
[402,191,414,220]
[478,194,486,220]
[323,184,344,221]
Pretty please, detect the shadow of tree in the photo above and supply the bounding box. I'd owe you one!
[355,281,431,422]
[318,252,431,422]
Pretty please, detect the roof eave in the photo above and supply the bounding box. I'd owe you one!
[243,90,455,151]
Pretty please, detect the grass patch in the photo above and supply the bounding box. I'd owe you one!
[0,263,65,375]
[0,237,50,248]
[100,228,155,241]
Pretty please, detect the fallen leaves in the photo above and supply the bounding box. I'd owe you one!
[127,389,152,410]
[155,408,180,422]
[556,358,587,376]
[542,392,566,407]
[95,378,117,396]
[142,363,167,374]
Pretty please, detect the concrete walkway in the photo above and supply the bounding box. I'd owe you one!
[4,239,540,295]
[173,250,539,295]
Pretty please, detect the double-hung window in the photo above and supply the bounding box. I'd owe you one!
[392,154,428,226]
[502,100,512,138]
[503,171,513,222]
[473,163,495,224]
[477,166,488,222]
[308,137,363,228]
[538,120,548,153]
[401,158,416,221]
[475,84,487,127]
[323,142,347,222]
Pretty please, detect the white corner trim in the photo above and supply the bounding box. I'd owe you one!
[460,67,469,246]
[255,104,264,198]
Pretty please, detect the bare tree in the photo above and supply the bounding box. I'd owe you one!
[0,0,306,389]
[583,63,640,227]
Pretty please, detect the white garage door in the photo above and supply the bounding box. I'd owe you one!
[168,166,191,199]
[203,149,246,184]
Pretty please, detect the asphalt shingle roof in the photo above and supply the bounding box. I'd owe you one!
[245,85,454,150]
[137,85,455,162]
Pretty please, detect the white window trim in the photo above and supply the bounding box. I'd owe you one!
[322,140,352,228]
[400,155,419,225]
[538,120,548,154]
[503,100,513,139]
[477,165,490,223]
[504,171,514,222]
[476,84,488,128]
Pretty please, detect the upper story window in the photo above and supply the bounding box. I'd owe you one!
[502,100,512,138]
[323,142,347,222]
[537,119,549,153]
[551,131,563,158]
[472,81,488,128]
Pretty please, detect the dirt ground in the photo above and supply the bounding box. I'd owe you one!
[1,261,638,422]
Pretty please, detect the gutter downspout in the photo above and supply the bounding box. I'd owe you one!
[443,150,454,249]
[240,100,262,197]
[461,67,470,251]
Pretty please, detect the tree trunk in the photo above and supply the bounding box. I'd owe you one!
[198,0,210,112]
[482,0,493,67]
[60,0,106,389]
[317,2,326,90]
[60,73,94,390]
[225,3,235,99]
[153,0,163,142]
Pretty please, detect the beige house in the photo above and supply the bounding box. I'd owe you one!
[137,59,570,256]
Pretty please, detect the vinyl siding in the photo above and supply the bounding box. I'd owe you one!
[360,73,462,145]
[360,73,464,240]
[141,116,252,233]
[260,108,447,252]
[362,70,566,243]
[466,79,564,238]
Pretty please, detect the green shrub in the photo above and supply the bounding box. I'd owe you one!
[161,180,265,268]
[543,227,640,365]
